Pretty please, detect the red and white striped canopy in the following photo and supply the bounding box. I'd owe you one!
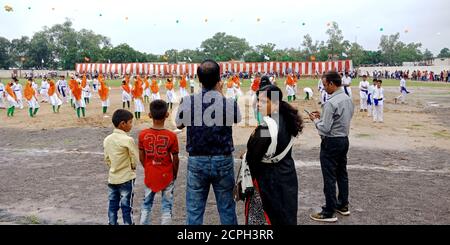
[75,60,352,76]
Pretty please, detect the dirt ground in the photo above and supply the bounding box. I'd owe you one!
[0,85,449,225]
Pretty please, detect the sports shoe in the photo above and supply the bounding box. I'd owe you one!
[336,205,351,216]
[310,211,338,223]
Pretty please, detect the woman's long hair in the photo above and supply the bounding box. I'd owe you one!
[258,85,303,137]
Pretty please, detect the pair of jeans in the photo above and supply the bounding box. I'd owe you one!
[108,179,135,225]
[186,155,237,225]
[140,181,175,225]
[319,137,349,215]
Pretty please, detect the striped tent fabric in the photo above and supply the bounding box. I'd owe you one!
[75,60,353,76]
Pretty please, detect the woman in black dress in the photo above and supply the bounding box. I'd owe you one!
[244,85,303,225]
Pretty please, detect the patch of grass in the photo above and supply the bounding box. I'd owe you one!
[411,124,423,127]
[22,215,40,224]
[432,130,450,139]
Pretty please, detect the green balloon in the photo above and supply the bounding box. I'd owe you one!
[28,7,31,10]
[380,27,384,31]
[302,22,306,26]
[176,20,179,23]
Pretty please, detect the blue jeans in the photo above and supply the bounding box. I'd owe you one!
[186,155,237,225]
[108,179,135,225]
[140,181,175,225]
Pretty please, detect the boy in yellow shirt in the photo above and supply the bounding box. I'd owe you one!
[103,109,139,225]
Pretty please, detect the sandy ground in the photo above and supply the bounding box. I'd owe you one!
[0,85,449,225]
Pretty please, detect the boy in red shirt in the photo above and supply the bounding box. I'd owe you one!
[139,99,179,225]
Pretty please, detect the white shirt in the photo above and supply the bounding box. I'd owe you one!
[13,83,22,92]
[342,76,352,86]
[400,78,406,88]
[41,81,49,90]
[373,87,384,100]
[318,79,324,92]
[368,84,376,95]
[304,87,313,95]
[189,79,195,87]
[359,80,369,91]
[0,83,4,92]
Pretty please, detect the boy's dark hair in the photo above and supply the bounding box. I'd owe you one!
[373,78,377,82]
[150,99,168,120]
[378,79,383,83]
[197,59,220,90]
[112,109,134,128]
[323,71,342,86]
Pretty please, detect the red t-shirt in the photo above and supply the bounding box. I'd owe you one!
[139,128,179,192]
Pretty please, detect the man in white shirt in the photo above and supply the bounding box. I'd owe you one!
[342,72,352,98]
[358,75,370,112]
[372,80,384,123]
[395,75,410,104]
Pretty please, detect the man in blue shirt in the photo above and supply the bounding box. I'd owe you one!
[176,59,241,225]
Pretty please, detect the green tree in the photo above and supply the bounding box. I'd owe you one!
[423,49,434,61]
[325,22,349,60]
[347,42,365,66]
[164,49,179,63]
[200,32,251,61]
[0,37,12,69]
[437,48,450,58]
[28,32,55,69]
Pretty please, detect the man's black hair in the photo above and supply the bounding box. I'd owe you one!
[112,109,134,128]
[150,99,168,120]
[323,71,342,86]
[197,59,220,90]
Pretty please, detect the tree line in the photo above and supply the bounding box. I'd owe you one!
[0,19,449,70]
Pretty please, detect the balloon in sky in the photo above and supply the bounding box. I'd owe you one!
[51,7,55,11]
[404,29,409,33]
[4,5,13,12]
[99,13,102,17]
[302,22,306,26]
[28,7,31,10]
[204,18,208,23]
[176,20,179,23]
[379,27,384,32]
[125,16,129,21]
[327,22,331,27]
[257,18,261,22]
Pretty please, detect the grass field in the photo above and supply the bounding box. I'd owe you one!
[3,77,450,90]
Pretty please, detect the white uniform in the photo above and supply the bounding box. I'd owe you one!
[93,79,99,93]
[82,80,91,100]
[27,93,40,109]
[6,88,18,108]
[57,79,68,102]
[12,83,24,109]
[372,87,384,122]
[318,79,328,105]
[134,98,145,113]
[0,83,5,108]
[303,87,313,99]
[359,80,370,110]
[367,84,376,117]
[399,78,408,103]
[286,84,296,97]
[74,82,86,109]
[49,92,62,107]
[166,88,176,103]
[144,82,151,98]
[122,86,132,102]
[40,80,49,102]
[342,76,352,98]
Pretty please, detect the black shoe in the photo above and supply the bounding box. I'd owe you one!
[310,211,338,222]
[336,205,350,216]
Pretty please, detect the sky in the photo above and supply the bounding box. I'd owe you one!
[1,0,449,56]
